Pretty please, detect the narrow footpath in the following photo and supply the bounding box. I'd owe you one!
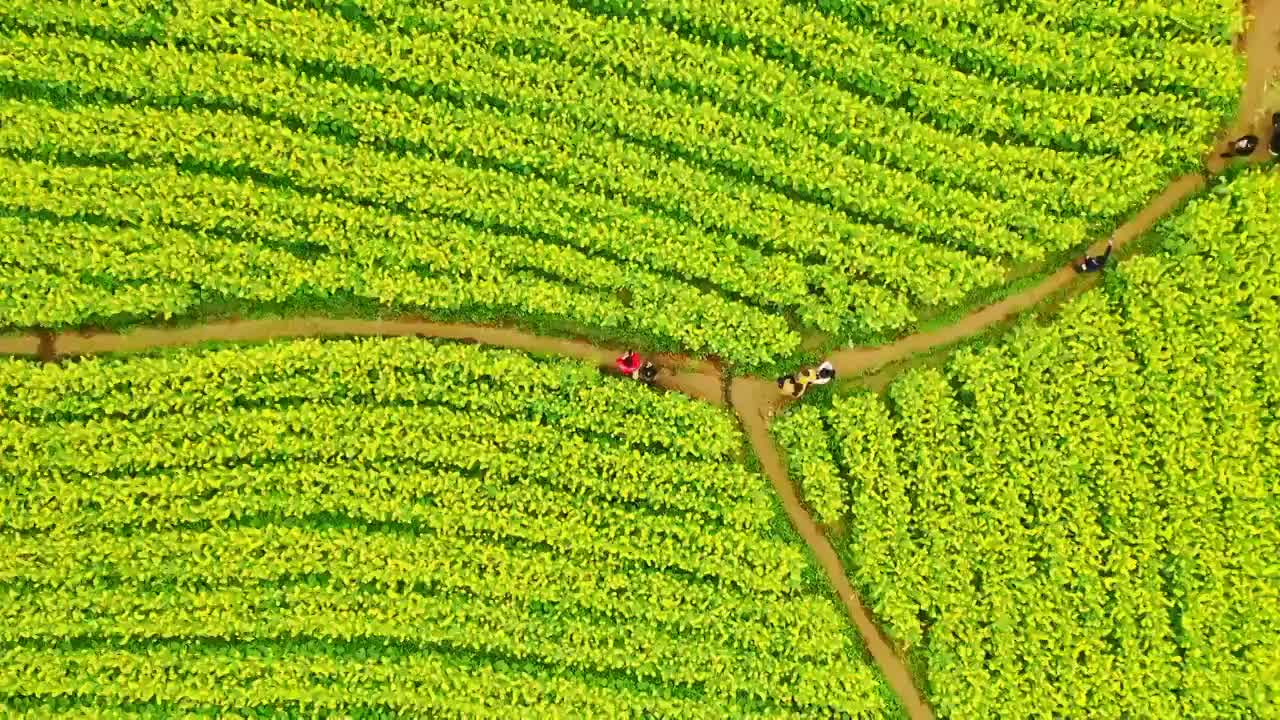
[733,386,936,720]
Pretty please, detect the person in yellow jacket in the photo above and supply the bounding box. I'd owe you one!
[778,361,831,399]
[795,366,819,392]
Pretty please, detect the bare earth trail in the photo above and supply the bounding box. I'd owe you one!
[0,5,1275,719]
[47,317,728,405]
[825,0,1280,381]
[732,386,936,720]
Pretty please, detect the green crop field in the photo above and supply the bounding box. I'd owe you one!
[0,0,1244,364]
[1,0,1276,717]
[0,338,902,717]
[773,169,1280,718]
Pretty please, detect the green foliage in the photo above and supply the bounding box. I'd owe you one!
[0,337,893,716]
[776,170,1280,718]
[0,0,1242,363]
[770,404,845,527]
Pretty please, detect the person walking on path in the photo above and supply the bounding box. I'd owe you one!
[636,360,658,384]
[778,361,833,399]
[1220,134,1259,158]
[778,372,811,399]
[617,350,659,383]
[812,361,836,385]
[1076,237,1114,274]
[1270,113,1280,159]
[616,350,643,378]
[777,374,801,398]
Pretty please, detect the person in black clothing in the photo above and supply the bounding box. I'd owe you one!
[1076,237,1114,274]
[637,361,659,384]
[1271,113,1280,158]
[1220,134,1259,157]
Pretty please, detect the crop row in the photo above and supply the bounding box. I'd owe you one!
[0,336,740,458]
[8,0,1141,245]
[2,401,772,532]
[770,404,846,527]
[0,169,798,366]
[968,0,1241,41]
[331,0,1170,220]
[0,0,1238,360]
[773,170,1280,718]
[0,97,804,358]
[545,0,1225,156]
[8,453,783,574]
[0,337,894,716]
[1,517,832,651]
[0,26,1007,306]
[0,641,792,718]
[6,579,880,704]
[806,0,1239,104]
[7,581,843,675]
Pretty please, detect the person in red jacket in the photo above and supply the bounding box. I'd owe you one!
[616,350,643,378]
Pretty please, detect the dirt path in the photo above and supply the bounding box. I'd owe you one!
[828,173,1207,377]
[4,317,726,405]
[825,0,1279,379]
[1232,0,1280,163]
[731,379,936,720]
[0,334,38,356]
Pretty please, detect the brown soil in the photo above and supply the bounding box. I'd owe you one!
[0,334,39,357]
[31,317,725,405]
[35,331,56,363]
[1231,0,1280,165]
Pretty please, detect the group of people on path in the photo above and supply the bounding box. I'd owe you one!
[1219,113,1280,159]
[777,360,835,399]
[612,116,1280,394]
[1076,115,1277,275]
[617,348,835,401]
[615,350,659,383]
[1076,115,1278,273]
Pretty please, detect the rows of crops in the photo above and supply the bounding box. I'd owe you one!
[0,337,903,717]
[0,0,1243,365]
[773,169,1280,718]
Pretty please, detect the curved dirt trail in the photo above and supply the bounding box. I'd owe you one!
[824,0,1279,379]
[1233,0,1280,162]
[829,174,1207,376]
[15,317,725,405]
[731,378,936,720]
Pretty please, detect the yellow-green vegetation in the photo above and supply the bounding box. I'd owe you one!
[0,0,1243,364]
[0,338,898,717]
[773,169,1280,718]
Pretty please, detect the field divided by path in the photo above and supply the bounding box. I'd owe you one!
[0,0,1273,718]
[0,337,905,718]
[772,168,1280,719]
[0,0,1245,365]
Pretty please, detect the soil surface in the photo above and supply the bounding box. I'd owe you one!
[1233,0,1280,165]
[0,334,39,356]
[50,317,725,405]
